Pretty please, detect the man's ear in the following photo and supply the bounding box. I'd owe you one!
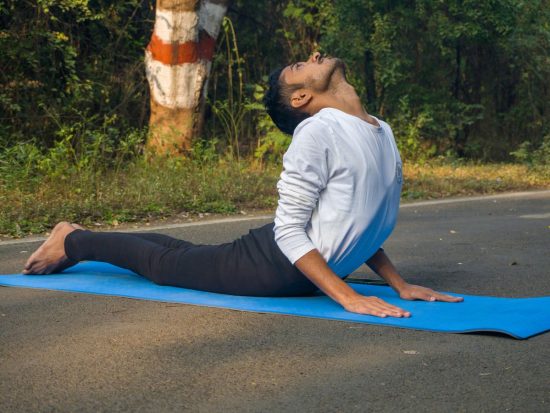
[290,89,312,109]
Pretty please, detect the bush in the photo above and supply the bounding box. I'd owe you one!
[510,134,550,166]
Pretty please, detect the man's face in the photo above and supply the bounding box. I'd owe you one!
[280,52,346,93]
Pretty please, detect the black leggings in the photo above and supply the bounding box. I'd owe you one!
[64,222,319,297]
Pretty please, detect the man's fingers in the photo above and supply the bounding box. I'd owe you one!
[372,300,411,317]
[422,291,461,302]
[357,303,404,318]
[433,292,463,302]
[380,304,409,317]
[344,296,412,318]
[414,290,464,303]
[398,285,464,304]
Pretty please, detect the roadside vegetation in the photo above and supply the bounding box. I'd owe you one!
[1,1,549,237]
[1,134,548,237]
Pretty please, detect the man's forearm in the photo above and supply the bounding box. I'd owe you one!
[294,249,359,304]
[293,247,462,315]
[294,248,412,317]
[365,249,407,292]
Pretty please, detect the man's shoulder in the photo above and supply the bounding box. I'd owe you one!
[293,112,333,140]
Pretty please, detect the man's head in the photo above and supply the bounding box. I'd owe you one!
[263,52,347,135]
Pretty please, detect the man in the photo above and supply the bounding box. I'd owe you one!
[23,52,463,317]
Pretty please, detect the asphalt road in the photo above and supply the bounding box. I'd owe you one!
[1,191,549,412]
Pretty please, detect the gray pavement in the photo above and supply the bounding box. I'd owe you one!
[1,191,549,412]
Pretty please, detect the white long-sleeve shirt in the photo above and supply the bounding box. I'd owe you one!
[273,107,403,278]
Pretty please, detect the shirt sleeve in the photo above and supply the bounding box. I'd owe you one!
[273,124,329,264]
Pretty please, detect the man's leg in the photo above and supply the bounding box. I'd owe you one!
[24,222,239,293]
[63,229,201,287]
[23,221,319,297]
[124,232,195,249]
[64,229,264,296]
[23,222,197,282]
[63,228,313,296]
[72,224,196,250]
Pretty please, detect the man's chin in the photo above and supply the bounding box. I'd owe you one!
[325,56,345,73]
[329,58,348,83]
[311,57,349,91]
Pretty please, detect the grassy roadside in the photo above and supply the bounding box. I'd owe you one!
[1,157,548,238]
[401,162,549,200]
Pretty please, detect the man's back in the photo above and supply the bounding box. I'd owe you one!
[274,107,403,277]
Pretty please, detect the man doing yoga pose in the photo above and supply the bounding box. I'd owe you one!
[23,52,463,317]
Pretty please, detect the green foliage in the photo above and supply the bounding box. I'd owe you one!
[279,0,333,60]
[1,0,549,168]
[0,0,152,147]
[0,116,146,186]
[2,0,549,236]
[189,138,221,165]
[0,148,281,236]
[318,0,550,160]
[208,16,268,160]
[510,134,550,166]
[254,114,292,165]
[205,0,549,162]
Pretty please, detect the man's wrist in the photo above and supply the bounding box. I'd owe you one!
[366,249,408,293]
[337,290,363,306]
[389,278,408,293]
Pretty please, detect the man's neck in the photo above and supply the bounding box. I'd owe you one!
[310,82,379,126]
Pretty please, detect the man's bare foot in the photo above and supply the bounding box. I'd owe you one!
[43,223,89,274]
[23,222,76,275]
[71,223,87,231]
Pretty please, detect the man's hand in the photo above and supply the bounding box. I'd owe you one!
[365,249,464,304]
[398,283,463,303]
[294,249,411,318]
[342,293,411,318]
[294,248,462,319]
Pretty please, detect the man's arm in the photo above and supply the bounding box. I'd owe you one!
[274,131,411,317]
[273,124,458,316]
[294,249,411,318]
[365,249,463,303]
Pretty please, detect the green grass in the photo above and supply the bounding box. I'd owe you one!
[1,155,549,238]
[0,156,279,237]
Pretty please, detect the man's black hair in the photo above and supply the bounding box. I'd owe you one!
[263,67,310,135]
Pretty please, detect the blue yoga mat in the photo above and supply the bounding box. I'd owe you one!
[1,261,549,339]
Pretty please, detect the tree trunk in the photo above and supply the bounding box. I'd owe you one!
[145,0,229,155]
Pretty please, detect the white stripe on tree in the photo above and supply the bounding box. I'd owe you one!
[154,1,227,43]
[145,51,207,109]
[154,9,198,43]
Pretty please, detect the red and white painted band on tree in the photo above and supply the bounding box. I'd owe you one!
[145,0,228,154]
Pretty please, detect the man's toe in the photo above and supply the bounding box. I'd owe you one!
[24,258,35,271]
[22,265,37,275]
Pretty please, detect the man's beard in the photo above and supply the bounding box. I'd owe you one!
[332,58,347,82]
[316,57,347,92]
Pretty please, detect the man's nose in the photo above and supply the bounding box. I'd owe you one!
[308,52,321,63]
